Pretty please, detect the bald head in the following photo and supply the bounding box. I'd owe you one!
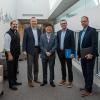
[81,16,89,28]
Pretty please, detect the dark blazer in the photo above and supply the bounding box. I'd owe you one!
[77,26,98,57]
[57,29,75,54]
[23,26,41,55]
[40,33,57,59]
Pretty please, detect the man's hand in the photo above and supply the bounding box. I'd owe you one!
[77,56,81,61]
[46,52,51,57]
[8,53,13,61]
[85,54,93,60]
[71,54,74,59]
[23,51,27,55]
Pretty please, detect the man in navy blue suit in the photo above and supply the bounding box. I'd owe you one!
[23,17,41,87]
[77,16,98,97]
[57,19,75,88]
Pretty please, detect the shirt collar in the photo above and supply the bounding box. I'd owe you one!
[61,28,67,32]
[46,32,51,37]
[32,27,37,30]
[83,26,88,32]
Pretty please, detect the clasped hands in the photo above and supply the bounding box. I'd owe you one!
[46,52,51,57]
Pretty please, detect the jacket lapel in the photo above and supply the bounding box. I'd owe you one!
[37,29,41,40]
[29,27,35,40]
[44,34,49,44]
[64,29,69,43]
[59,30,62,43]
[49,33,53,43]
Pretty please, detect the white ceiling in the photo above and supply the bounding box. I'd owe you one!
[16,0,50,19]
[16,0,79,20]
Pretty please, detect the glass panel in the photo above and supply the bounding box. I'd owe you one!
[97,31,100,76]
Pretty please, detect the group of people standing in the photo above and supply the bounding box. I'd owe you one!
[4,16,98,97]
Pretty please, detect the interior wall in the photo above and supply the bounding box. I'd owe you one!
[0,0,16,52]
[54,6,100,32]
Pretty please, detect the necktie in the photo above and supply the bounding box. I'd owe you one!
[80,29,86,48]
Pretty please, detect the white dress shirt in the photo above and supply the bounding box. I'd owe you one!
[32,28,38,46]
[4,33,11,52]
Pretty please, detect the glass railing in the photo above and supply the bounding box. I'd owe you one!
[96,29,100,77]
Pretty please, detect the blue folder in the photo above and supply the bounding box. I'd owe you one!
[65,49,77,59]
[65,49,72,58]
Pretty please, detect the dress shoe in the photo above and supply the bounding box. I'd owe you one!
[9,86,18,91]
[50,82,56,87]
[58,80,66,86]
[28,80,34,87]
[34,80,41,83]
[15,82,22,85]
[81,90,93,97]
[66,82,73,88]
[40,82,47,86]
[80,88,85,91]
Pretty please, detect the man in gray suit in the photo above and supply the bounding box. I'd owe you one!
[40,23,57,87]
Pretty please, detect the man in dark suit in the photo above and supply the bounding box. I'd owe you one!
[57,19,75,88]
[77,16,98,97]
[40,23,57,87]
[23,17,41,87]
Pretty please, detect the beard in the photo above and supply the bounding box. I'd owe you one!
[13,26,17,31]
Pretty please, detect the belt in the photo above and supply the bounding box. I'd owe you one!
[60,49,64,51]
[34,46,39,48]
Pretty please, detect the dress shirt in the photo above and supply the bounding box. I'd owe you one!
[4,33,11,52]
[32,28,38,46]
[46,32,51,43]
[60,30,66,50]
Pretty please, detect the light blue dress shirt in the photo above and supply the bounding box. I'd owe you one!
[32,28,38,46]
[60,31,66,50]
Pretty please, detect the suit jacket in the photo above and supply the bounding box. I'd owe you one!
[22,26,41,55]
[77,26,98,57]
[40,33,57,59]
[57,29,75,54]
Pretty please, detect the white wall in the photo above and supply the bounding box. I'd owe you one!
[16,0,50,19]
[54,6,100,32]
[0,0,16,19]
[0,0,16,52]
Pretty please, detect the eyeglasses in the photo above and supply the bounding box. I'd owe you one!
[61,23,67,24]
[81,21,87,23]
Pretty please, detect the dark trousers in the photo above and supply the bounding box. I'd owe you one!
[7,57,18,87]
[57,50,73,82]
[27,48,39,81]
[81,58,95,93]
[42,57,55,83]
